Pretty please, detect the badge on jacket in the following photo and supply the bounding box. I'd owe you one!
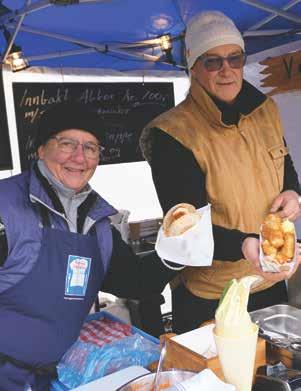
[65,255,91,297]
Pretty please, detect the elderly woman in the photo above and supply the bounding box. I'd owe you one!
[140,11,301,333]
[0,102,179,390]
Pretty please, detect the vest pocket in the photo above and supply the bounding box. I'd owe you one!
[268,144,288,160]
[268,144,288,189]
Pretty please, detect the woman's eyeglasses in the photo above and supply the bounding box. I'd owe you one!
[198,53,246,72]
[51,136,103,160]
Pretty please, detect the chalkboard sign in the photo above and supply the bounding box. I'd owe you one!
[13,82,175,170]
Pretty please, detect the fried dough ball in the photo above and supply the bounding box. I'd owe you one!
[279,233,295,260]
[265,213,282,226]
[275,253,288,265]
[261,226,284,248]
[269,230,285,249]
[261,240,277,257]
[264,214,282,231]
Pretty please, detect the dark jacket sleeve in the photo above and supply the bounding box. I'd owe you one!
[150,128,256,261]
[283,139,301,194]
[101,227,179,299]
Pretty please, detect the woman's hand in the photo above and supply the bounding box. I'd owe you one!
[242,237,301,283]
[270,190,301,221]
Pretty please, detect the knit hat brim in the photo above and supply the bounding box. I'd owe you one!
[35,102,104,149]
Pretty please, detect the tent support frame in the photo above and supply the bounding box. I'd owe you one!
[241,0,301,24]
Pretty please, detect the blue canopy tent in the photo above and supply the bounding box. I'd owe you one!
[0,1,300,344]
[1,0,301,71]
[0,0,301,173]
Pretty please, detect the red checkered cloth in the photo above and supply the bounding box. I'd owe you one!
[79,318,133,348]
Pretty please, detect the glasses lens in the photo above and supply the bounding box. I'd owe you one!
[227,53,246,69]
[203,56,223,71]
[83,142,101,159]
[57,138,77,153]
[201,53,246,72]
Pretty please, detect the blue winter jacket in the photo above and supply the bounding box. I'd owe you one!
[0,165,177,298]
[0,165,117,294]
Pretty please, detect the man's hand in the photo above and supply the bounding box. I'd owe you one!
[270,190,301,221]
[242,237,301,283]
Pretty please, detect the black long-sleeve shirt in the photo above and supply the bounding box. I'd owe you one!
[102,227,178,299]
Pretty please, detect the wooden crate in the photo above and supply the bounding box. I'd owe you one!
[160,332,266,381]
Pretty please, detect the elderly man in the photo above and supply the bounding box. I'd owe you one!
[0,102,180,390]
[140,11,301,333]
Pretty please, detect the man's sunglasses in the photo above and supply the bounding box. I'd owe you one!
[198,53,246,72]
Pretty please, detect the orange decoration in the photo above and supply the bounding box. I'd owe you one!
[260,50,301,95]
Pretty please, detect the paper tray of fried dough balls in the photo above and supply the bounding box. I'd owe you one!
[260,213,296,273]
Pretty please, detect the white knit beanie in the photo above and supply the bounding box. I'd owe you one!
[185,11,245,69]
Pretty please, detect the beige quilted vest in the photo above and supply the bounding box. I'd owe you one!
[141,80,288,299]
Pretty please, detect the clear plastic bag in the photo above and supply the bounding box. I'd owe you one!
[57,333,160,388]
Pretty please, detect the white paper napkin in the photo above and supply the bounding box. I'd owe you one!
[171,323,217,359]
[167,369,236,391]
[155,204,214,266]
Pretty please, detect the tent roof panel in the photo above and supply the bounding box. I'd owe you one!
[2,0,301,71]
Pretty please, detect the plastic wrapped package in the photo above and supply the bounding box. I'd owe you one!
[57,333,160,389]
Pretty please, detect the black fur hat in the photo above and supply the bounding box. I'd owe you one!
[35,101,103,148]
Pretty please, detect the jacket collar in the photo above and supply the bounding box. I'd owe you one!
[29,163,117,222]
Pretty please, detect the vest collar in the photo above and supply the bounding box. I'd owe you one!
[189,78,223,128]
[189,78,267,127]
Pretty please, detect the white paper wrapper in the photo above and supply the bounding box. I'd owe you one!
[259,225,297,273]
[155,204,214,267]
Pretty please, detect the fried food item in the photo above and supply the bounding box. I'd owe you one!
[261,240,277,257]
[269,230,284,249]
[261,213,284,248]
[279,233,295,260]
[263,213,282,230]
[265,213,282,225]
[275,253,288,265]
[261,213,295,265]
[163,203,201,237]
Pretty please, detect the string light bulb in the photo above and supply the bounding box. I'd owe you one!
[159,34,172,51]
[5,51,28,72]
[159,34,174,64]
